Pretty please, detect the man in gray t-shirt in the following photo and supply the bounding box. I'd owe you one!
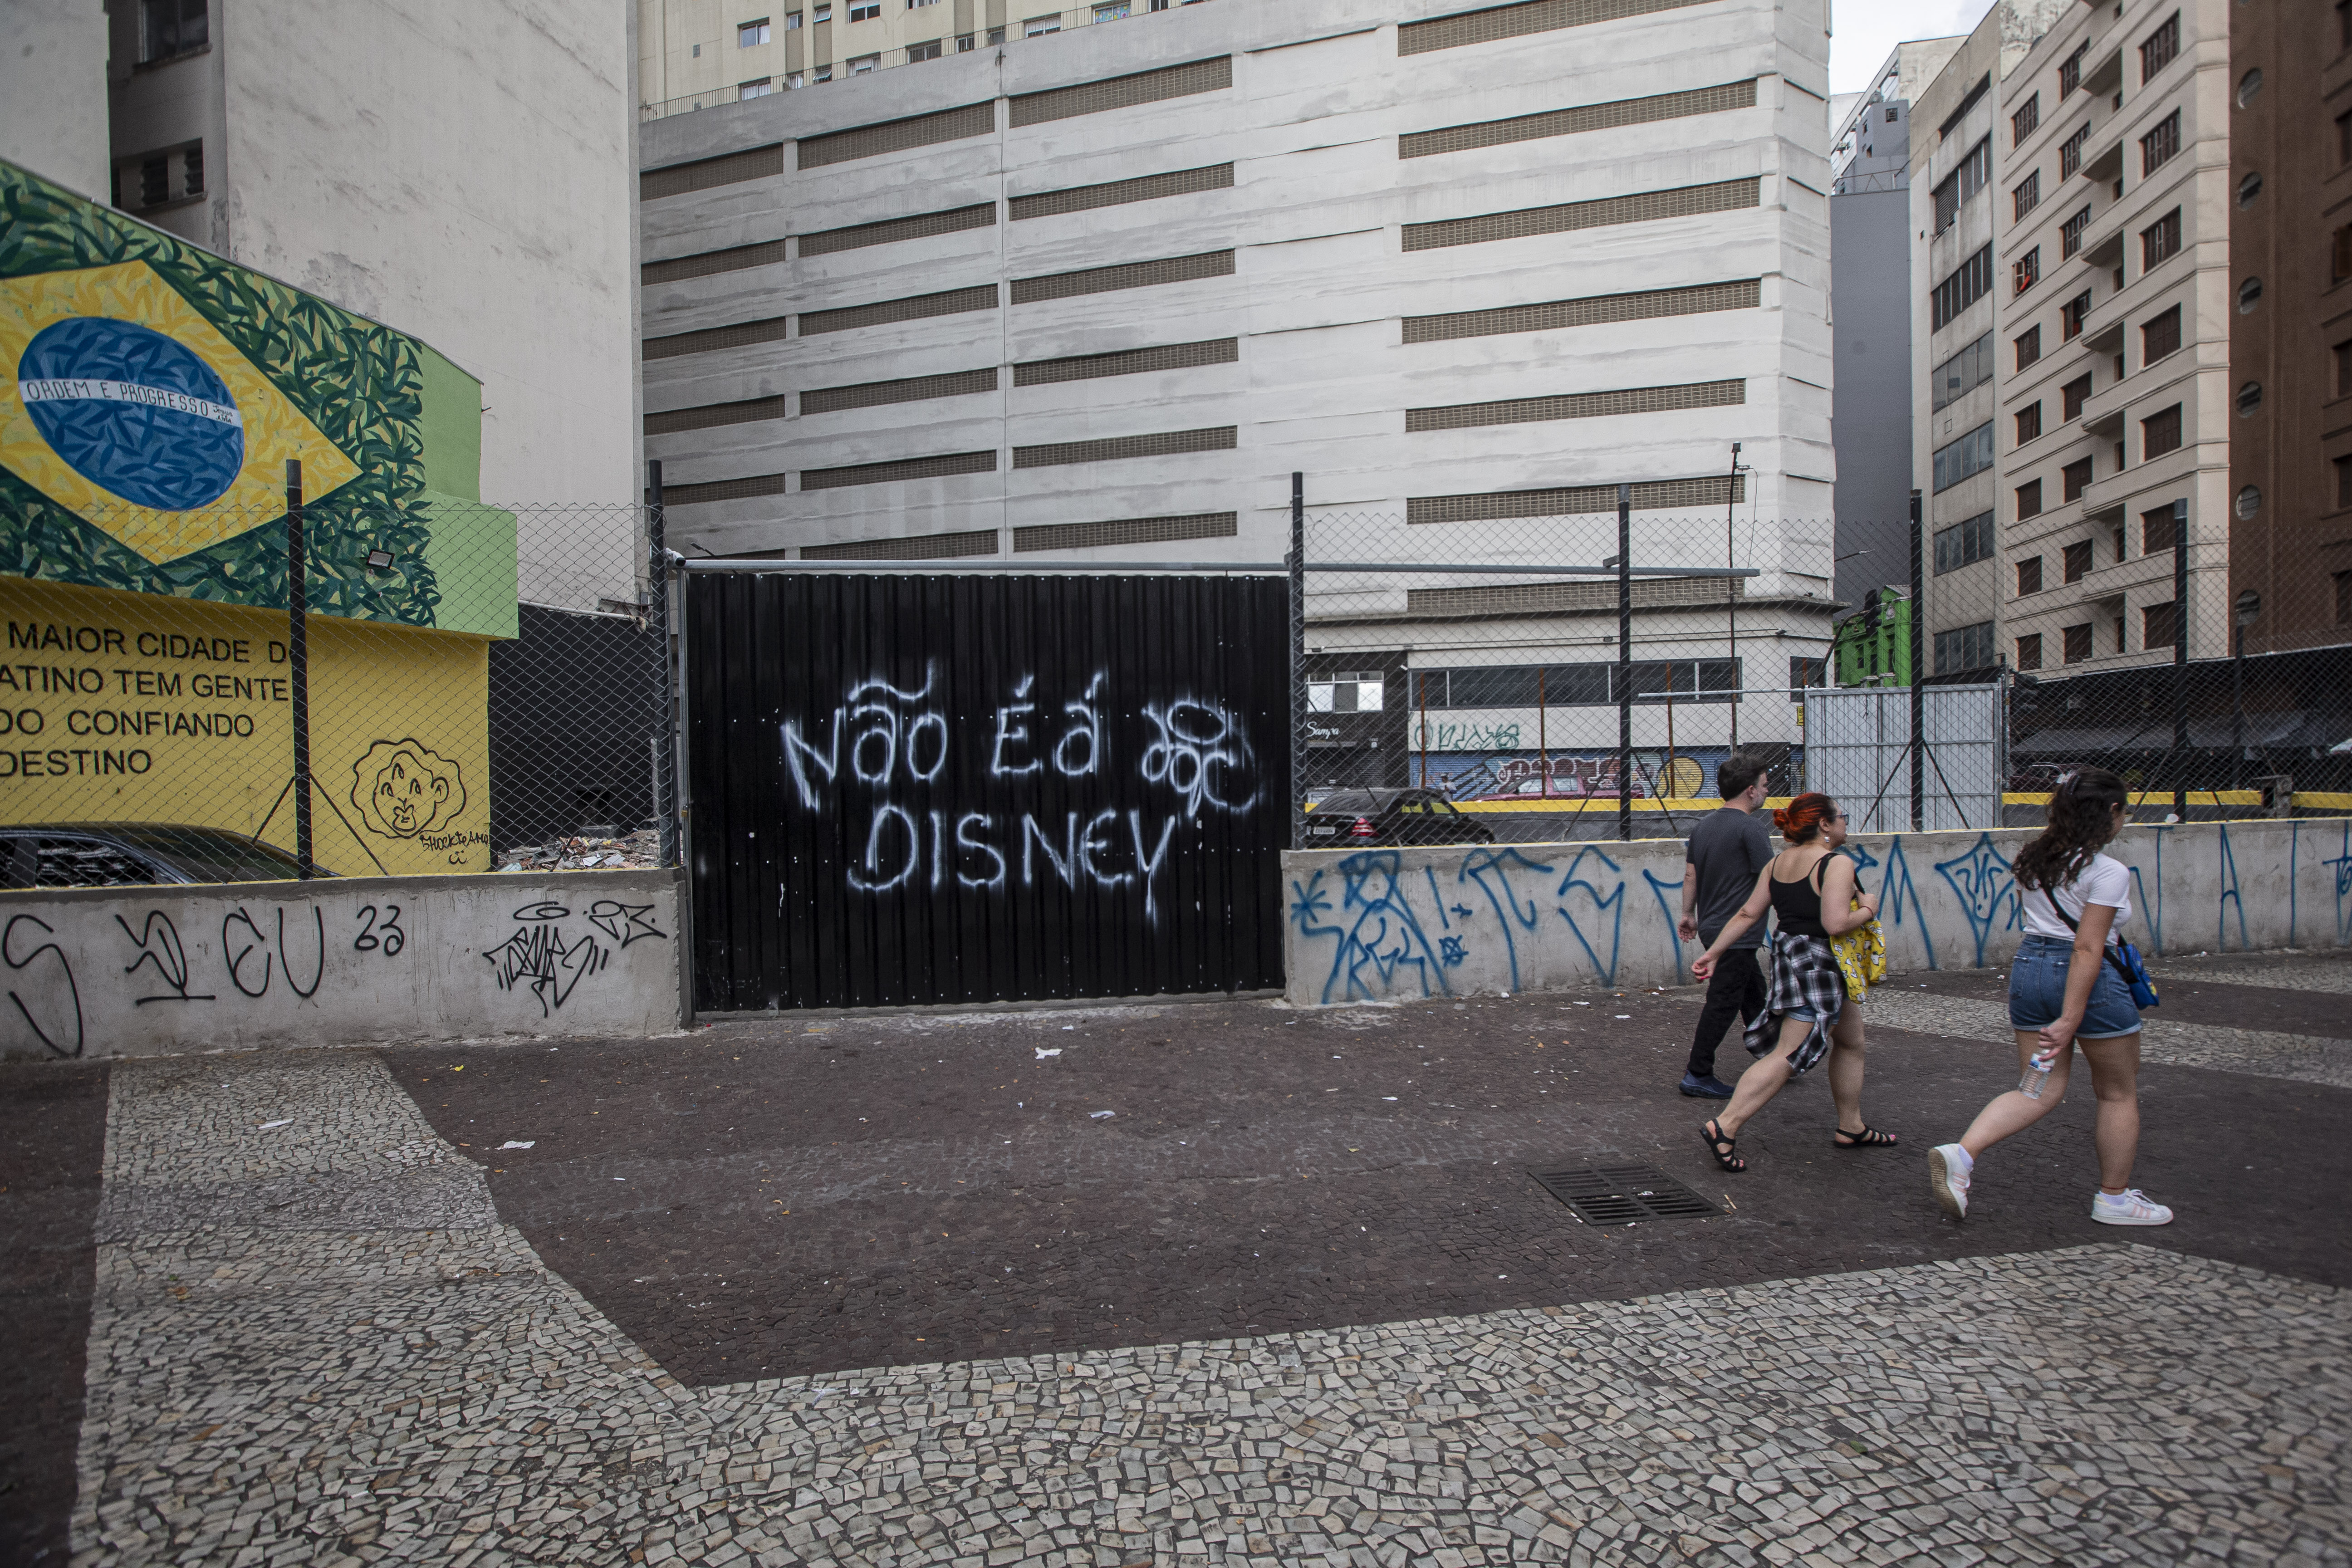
[1676,752,1775,1097]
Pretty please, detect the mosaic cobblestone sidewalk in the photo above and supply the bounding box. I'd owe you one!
[61,1049,2352,1567]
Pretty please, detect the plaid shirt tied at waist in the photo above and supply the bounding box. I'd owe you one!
[1742,931,1847,1076]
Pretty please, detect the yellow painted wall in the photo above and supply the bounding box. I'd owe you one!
[0,578,491,874]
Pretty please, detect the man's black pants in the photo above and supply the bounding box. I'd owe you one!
[1686,947,1767,1079]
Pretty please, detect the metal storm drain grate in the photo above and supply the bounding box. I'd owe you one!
[1529,1164,1719,1226]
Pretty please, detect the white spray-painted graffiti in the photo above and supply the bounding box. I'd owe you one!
[780,665,1259,922]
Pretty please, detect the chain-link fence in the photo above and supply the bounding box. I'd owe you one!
[1287,488,2352,850]
[0,478,675,885]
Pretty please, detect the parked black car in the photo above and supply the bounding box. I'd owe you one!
[0,824,333,887]
[1302,788,1496,847]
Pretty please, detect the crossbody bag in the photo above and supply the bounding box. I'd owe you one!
[2043,890,2161,1009]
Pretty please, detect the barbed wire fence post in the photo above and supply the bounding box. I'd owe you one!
[1289,470,1307,853]
[287,458,314,879]
[648,461,681,869]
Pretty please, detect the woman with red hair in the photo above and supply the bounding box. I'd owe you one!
[1689,792,1891,1171]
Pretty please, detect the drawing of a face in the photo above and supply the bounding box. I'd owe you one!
[350,739,466,839]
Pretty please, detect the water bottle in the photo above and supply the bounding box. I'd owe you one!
[2019,1049,2057,1100]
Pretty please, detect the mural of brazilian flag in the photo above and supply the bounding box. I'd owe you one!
[0,159,508,633]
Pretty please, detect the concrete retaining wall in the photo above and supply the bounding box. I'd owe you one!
[0,869,682,1058]
[1281,818,2352,1006]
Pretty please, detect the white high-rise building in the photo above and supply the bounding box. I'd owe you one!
[637,0,1839,782]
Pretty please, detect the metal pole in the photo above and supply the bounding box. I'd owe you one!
[2171,496,2189,820]
[1725,442,1740,748]
[1289,472,1306,839]
[1908,488,1925,833]
[648,460,680,867]
[285,459,313,879]
[1537,665,1548,800]
[1618,482,1633,844]
[2231,622,2244,804]
[1418,673,1429,791]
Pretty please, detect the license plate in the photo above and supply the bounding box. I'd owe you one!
[1309,825,1336,836]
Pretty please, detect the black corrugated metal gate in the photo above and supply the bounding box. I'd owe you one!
[684,571,1289,1010]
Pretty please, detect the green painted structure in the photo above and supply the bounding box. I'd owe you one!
[1833,587,1913,687]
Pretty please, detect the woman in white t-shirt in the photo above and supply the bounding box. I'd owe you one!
[1927,766,2173,1227]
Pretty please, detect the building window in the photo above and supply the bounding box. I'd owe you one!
[1094,0,1132,15]
[2236,381,2263,418]
[813,4,831,19]
[2062,622,2094,663]
[2013,93,2040,144]
[2338,455,2352,508]
[2059,44,2085,99]
[2142,601,2179,651]
[2239,171,2262,206]
[2017,557,2044,597]
[1930,137,1992,234]
[2141,111,2181,176]
[138,154,168,206]
[2338,570,2352,625]
[2142,304,2181,361]
[2338,110,2352,167]
[2014,247,2041,295]
[2142,405,2183,461]
[2015,326,2042,370]
[2342,0,2352,49]
[986,24,1006,40]
[2014,171,2041,220]
[182,141,203,196]
[1790,656,1827,692]
[2142,505,2181,554]
[2238,69,2264,107]
[1025,13,1061,32]
[849,0,880,16]
[2061,290,2091,341]
[2017,632,2044,670]
[1933,424,1996,492]
[1934,333,1994,411]
[787,10,803,24]
[1931,245,1994,331]
[787,70,805,85]
[848,50,878,69]
[2063,373,2093,421]
[2337,226,2352,284]
[138,0,207,64]
[2017,479,2045,519]
[907,38,941,59]
[814,62,832,78]
[2060,206,2091,259]
[2063,539,2094,583]
[1935,622,1998,676]
[1934,510,1995,573]
[2017,402,2043,445]
[739,17,771,44]
[2141,207,2182,270]
[2139,12,2179,81]
[2060,124,2089,178]
[2062,456,2095,501]
[738,77,774,98]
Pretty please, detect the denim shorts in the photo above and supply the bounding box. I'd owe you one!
[2008,934,2142,1039]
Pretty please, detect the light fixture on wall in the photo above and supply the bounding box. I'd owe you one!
[365,547,396,571]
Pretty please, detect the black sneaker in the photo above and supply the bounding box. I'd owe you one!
[1679,1073,1734,1099]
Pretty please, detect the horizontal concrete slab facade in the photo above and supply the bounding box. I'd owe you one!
[1280,818,2352,1007]
[0,869,681,1058]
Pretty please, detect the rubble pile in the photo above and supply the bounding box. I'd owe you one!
[495,826,663,873]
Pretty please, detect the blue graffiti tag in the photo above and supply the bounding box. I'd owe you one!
[1851,837,1938,969]
[1289,853,1454,1004]
[2215,823,2248,953]
[2326,822,2352,946]
[1934,833,2020,969]
[1642,868,1686,981]
[1551,845,1626,987]
[1458,847,1557,994]
[1439,936,1468,967]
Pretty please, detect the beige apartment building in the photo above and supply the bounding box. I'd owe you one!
[1911,0,2233,680]
[640,0,1200,114]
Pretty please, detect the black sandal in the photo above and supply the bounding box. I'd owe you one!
[1702,1118,1745,1172]
[1833,1125,1898,1148]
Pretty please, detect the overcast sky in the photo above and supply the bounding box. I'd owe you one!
[1831,0,2000,94]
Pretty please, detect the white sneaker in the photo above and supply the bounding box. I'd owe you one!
[2092,1188,2173,1226]
[1928,1143,1972,1220]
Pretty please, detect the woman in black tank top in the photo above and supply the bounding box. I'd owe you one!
[1687,793,1888,1172]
